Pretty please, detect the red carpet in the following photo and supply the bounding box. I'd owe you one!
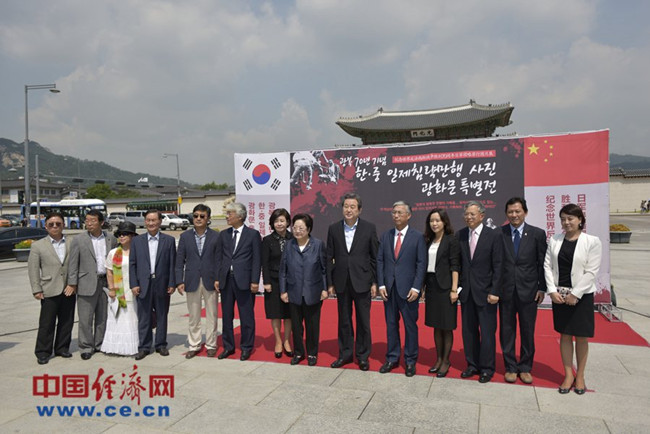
[185,298,649,389]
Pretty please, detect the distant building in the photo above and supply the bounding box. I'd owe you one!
[336,100,514,145]
[609,168,650,213]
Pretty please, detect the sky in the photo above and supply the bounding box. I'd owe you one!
[1,0,649,184]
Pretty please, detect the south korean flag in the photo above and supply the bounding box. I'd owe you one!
[235,153,290,196]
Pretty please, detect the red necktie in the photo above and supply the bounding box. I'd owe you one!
[394,231,402,260]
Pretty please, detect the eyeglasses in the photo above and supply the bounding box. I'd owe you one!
[46,222,63,228]
[117,233,133,237]
[193,214,207,219]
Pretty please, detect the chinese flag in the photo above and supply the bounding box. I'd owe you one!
[524,130,609,186]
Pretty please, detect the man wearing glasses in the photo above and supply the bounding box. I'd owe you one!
[67,210,117,360]
[28,212,76,364]
[175,204,220,358]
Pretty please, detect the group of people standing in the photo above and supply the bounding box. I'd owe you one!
[28,194,602,395]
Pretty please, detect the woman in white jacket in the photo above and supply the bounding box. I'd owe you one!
[544,203,602,395]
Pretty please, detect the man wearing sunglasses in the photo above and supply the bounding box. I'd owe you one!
[28,212,76,364]
[175,204,220,358]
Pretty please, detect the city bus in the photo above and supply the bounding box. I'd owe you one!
[23,199,108,228]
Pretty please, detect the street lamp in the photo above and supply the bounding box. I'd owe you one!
[163,153,181,214]
[24,83,60,224]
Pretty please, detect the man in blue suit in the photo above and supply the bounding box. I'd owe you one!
[130,209,177,360]
[214,202,262,361]
[377,201,427,377]
[499,197,547,384]
[176,204,220,359]
[456,201,503,383]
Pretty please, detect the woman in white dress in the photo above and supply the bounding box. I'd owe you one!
[101,221,139,356]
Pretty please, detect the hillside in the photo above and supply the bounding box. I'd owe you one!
[610,153,650,170]
[0,138,189,187]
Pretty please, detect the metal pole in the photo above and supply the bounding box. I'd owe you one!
[35,155,41,228]
[175,154,181,214]
[24,86,30,213]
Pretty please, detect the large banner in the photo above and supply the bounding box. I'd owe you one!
[236,130,611,303]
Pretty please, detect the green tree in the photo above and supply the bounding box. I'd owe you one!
[85,184,114,199]
[199,181,228,191]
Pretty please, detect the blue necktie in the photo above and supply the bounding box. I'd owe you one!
[513,229,521,257]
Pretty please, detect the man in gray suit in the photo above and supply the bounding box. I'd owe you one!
[67,209,117,360]
[28,212,76,365]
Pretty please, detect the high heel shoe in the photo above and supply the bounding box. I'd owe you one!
[283,346,294,358]
[436,362,450,378]
[574,382,586,395]
[558,380,575,394]
[428,361,442,374]
[274,352,282,359]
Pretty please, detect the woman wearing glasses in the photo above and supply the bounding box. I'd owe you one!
[101,221,140,356]
[280,214,328,366]
[262,208,294,358]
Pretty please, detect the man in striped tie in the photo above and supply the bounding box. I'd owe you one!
[456,201,503,383]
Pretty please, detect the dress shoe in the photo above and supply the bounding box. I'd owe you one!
[358,360,369,371]
[405,364,416,377]
[519,372,533,384]
[206,349,217,358]
[56,352,72,358]
[156,347,169,356]
[436,362,450,378]
[307,356,317,366]
[330,358,352,369]
[217,349,235,360]
[478,373,492,383]
[504,372,518,383]
[558,379,575,394]
[460,367,479,378]
[37,356,49,365]
[379,361,397,374]
[135,350,149,361]
[185,350,200,359]
[81,352,93,360]
[240,350,251,361]
[290,355,305,365]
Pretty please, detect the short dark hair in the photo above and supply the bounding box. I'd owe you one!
[145,209,163,221]
[193,204,211,217]
[269,208,291,230]
[86,209,105,222]
[341,193,362,209]
[505,197,528,213]
[424,208,454,245]
[292,213,313,233]
[45,212,64,223]
[559,203,586,229]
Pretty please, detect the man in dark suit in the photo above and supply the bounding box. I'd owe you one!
[377,201,427,377]
[456,200,503,383]
[327,193,378,371]
[67,209,117,360]
[499,197,547,384]
[176,204,220,359]
[28,212,76,364]
[130,209,177,360]
[214,202,262,361]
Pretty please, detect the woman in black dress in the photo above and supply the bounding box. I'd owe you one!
[262,208,294,358]
[544,203,602,395]
[423,208,460,377]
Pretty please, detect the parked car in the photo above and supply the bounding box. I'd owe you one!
[0,227,48,258]
[0,218,11,228]
[178,213,194,226]
[125,210,147,228]
[1,214,22,226]
[161,213,190,230]
[108,212,126,226]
